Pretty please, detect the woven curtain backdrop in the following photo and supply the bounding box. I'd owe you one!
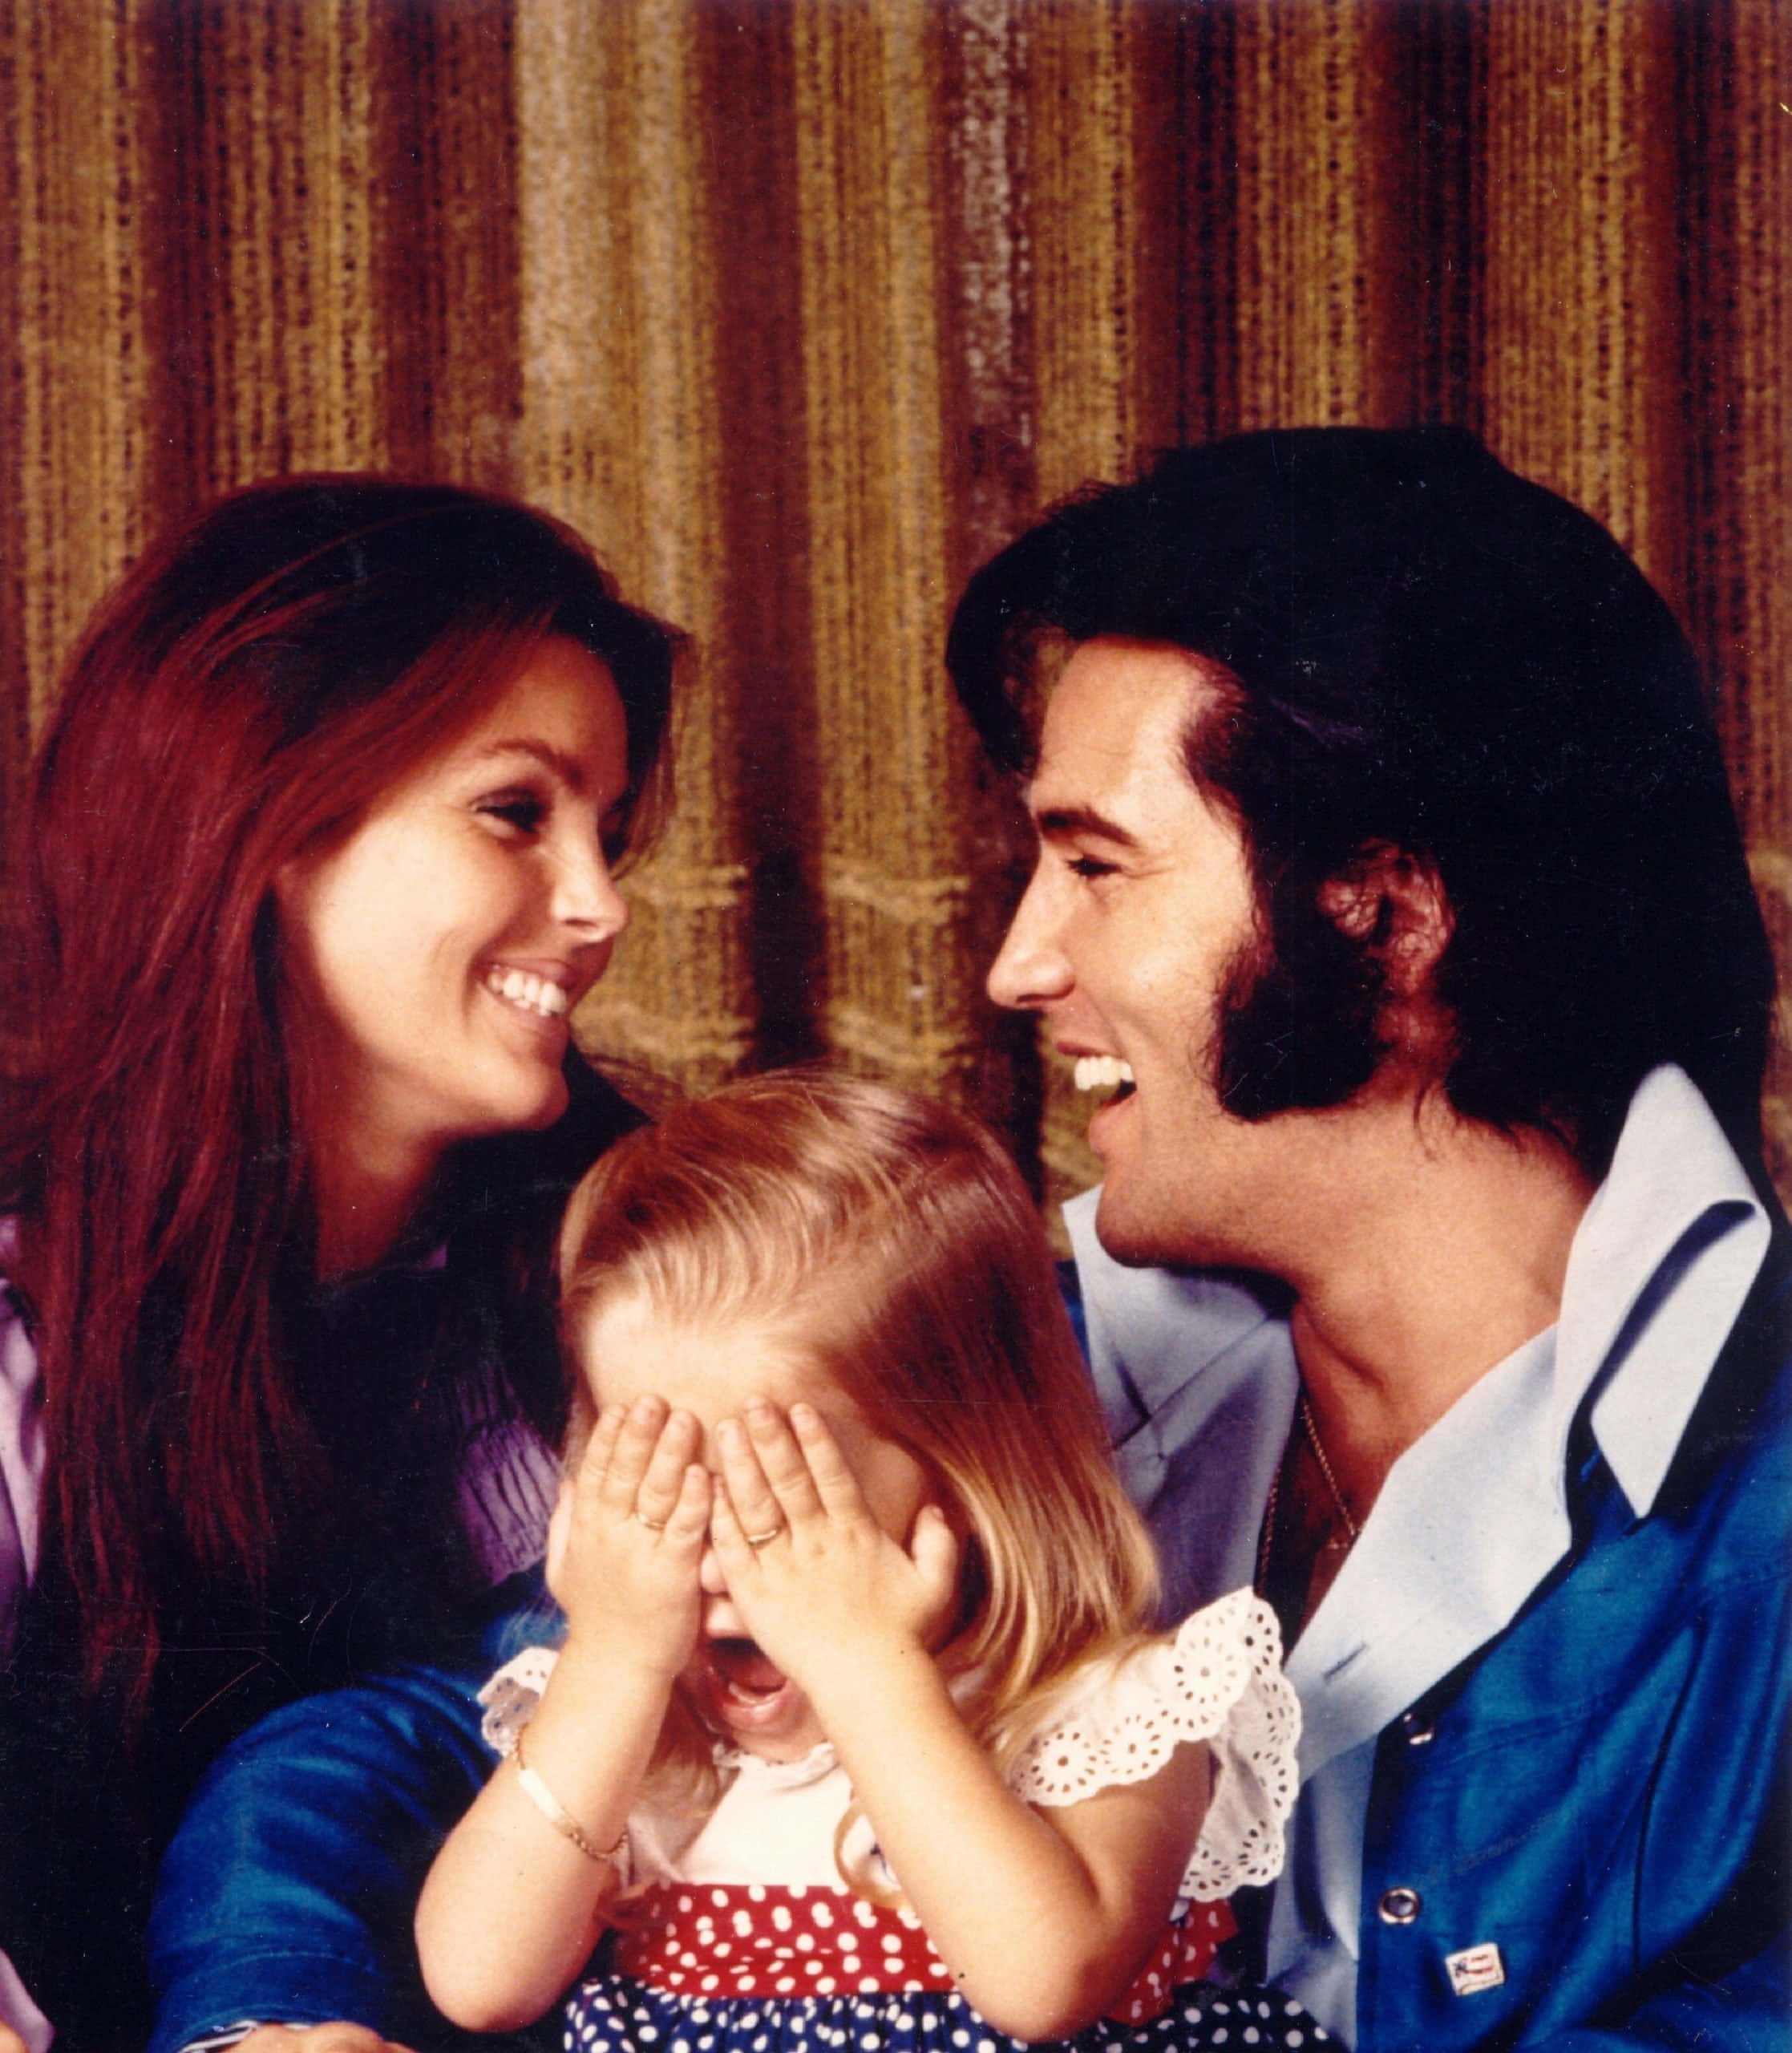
[3,0,1789,1217]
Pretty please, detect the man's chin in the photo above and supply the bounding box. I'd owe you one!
[1094,1179,1249,1275]
[1092,1184,1178,1268]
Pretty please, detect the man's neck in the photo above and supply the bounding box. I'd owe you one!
[1283,1103,1595,1517]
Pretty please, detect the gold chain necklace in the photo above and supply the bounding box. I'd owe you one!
[1255,1388,1360,1596]
[1299,1388,1361,1541]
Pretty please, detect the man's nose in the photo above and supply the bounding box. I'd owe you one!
[986,870,1071,1010]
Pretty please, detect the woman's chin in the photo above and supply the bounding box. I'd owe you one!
[458,1065,572,1140]
[520,1073,572,1129]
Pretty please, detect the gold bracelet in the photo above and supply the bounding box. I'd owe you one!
[512,1727,628,1866]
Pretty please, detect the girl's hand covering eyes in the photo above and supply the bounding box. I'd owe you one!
[547,1395,711,1682]
[707,1400,959,1696]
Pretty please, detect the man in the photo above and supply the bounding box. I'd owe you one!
[946,424,1790,2048]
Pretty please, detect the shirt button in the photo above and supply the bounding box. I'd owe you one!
[1400,1710,1436,1745]
[1378,1887,1422,1925]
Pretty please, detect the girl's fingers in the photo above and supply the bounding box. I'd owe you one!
[715,1413,787,1542]
[572,1402,626,1503]
[665,1460,712,1543]
[707,1471,751,1559]
[909,1504,961,1615]
[787,1403,864,1516]
[598,1393,669,1511]
[742,1398,825,1525]
[633,1409,701,1527]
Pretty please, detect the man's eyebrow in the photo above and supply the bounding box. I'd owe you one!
[464,738,588,792]
[1030,801,1142,849]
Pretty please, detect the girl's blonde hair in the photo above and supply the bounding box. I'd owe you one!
[556,1069,1159,1820]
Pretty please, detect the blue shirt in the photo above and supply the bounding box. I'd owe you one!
[1068,1065,1788,2047]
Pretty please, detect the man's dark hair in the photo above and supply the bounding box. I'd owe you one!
[947,425,1775,1180]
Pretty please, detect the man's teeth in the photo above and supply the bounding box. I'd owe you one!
[1074,1055,1135,1093]
[484,967,571,1019]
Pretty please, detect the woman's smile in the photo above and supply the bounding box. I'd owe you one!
[483,963,575,1020]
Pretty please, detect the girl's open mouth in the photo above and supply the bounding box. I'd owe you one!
[694,1637,823,1757]
[707,1636,787,1705]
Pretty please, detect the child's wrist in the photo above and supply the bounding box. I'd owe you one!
[552,1623,686,1702]
[800,1630,941,1727]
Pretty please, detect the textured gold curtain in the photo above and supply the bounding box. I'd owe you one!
[4,0,1788,1213]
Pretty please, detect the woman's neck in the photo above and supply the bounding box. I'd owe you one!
[309,1123,445,1279]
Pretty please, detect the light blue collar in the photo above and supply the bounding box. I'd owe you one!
[1560,1065,1768,1517]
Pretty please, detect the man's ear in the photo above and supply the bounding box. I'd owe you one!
[1317,841,1453,998]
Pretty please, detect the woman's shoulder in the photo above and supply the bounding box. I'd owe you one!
[0,1217,45,1662]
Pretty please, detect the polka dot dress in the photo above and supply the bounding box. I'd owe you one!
[479,1592,1321,2053]
[562,1883,1327,2052]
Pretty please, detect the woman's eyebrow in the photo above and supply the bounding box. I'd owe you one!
[464,737,587,791]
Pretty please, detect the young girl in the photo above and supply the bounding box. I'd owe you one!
[417,1071,1321,2051]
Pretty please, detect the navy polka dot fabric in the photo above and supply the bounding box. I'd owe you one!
[565,1960,1329,2051]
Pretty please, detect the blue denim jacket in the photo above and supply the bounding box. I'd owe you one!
[147,1571,561,2053]
[1349,1309,1791,2051]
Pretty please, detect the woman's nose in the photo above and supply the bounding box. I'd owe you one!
[698,1545,728,1597]
[985,869,1071,1011]
[553,835,629,942]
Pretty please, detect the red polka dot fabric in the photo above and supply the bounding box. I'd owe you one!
[1107,1901,1235,2025]
[612,1884,1234,2025]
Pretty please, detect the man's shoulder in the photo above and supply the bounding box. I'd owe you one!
[1659,1225,1792,1566]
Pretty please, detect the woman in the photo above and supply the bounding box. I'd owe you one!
[0,477,680,2047]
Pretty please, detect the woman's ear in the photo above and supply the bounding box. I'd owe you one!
[1317,841,1453,998]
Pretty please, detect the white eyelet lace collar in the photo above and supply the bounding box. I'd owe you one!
[713,1736,840,1788]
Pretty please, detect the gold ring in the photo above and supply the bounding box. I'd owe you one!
[633,1511,668,1532]
[744,1525,783,1548]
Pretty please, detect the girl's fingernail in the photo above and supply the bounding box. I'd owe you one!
[717,1417,745,1450]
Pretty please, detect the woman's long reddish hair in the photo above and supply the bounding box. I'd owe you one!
[0,476,678,1717]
